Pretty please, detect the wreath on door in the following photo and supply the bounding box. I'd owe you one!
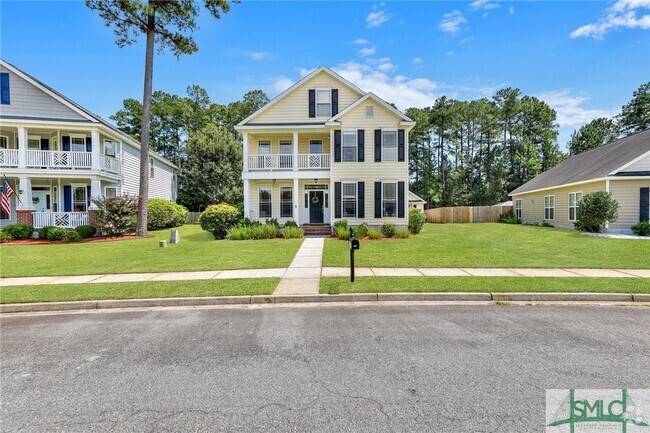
[311,195,320,204]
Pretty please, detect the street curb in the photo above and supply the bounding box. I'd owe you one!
[1,292,648,313]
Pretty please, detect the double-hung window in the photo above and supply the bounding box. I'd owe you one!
[71,136,85,152]
[72,185,87,212]
[382,130,397,162]
[279,140,292,168]
[0,136,8,149]
[568,192,583,222]
[515,199,522,219]
[316,89,331,117]
[258,141,271,154]
[259,186,272,218]
[544,195,555,220]
[104,141,117,157]
[28,136,41,150]
[280,186,293,218]
[342,182,357,218]
[342,130,357,162]
[382,182,398,217]
[309,140,323,154]
[105,187,118,199]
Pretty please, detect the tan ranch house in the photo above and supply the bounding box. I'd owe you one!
[510,129,650,234]
[235,66,415,234]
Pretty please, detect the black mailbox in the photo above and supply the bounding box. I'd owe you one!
[349,238,360,250]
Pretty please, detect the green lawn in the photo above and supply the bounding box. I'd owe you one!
[323,223,650,269]
[0,225,302,277]
[0,278,278,303]
[321,277,650,294]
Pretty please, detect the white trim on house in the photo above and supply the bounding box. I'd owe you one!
[315,87,332,118]
[341,129,357,162]
[544,195,555,220]
[568,191,583,222]
[382,128,398,162]
[381,181,398,218]
[515,199,522,219]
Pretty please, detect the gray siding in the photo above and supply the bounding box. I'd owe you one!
[0,66,87,121]
[121,144,176,200]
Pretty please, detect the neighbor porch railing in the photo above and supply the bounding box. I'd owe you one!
[102,155,120,174]
[0,149,19,167]
[33,212,89,229]
[26,150,92,169]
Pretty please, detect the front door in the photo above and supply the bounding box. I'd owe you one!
[32,191,48,212]
[309,191,324,223]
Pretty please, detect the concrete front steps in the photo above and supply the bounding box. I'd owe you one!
[303,224,332,236]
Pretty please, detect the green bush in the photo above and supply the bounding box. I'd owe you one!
[241,218,262,227]
[368,229,383,240]
[408,208,427,234]
[395,229,410,238]
[75,224,96,239]
[354,223,368,238]
[199,203,241,239]
[64,231,83,243]
[575,191,619,233]
[226,225,254,240]
[147,199,189,231]
[227,223,279,240]
[336,226,351,240]
[0,232,12,243]
[283,220,298,228]
[2,224,33,240]
[282,226,304,239]
[92,194,138,236]
[333,220,348,232]
[265,218,280,228]
[38,225,56,240]
[497,213,520,224]
[256,224,279,239]
[631,221,650,236]
[47,227,68,241]
[381,222,396,238]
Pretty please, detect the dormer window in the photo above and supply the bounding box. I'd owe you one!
[316,89,331,117]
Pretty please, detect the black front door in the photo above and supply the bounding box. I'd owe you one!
[309,191,324,223]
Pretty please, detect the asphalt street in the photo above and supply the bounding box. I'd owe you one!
[1,303,649,432]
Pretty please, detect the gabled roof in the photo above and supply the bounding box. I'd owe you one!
[409,191,426,203]
[236,66,367,127]
[0,59,177,169]
[328,92,414,124]
[510,129,650,195]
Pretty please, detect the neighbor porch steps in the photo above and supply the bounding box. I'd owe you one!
[303,224,332,236]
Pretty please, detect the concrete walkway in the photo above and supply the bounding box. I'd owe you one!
[272,237,325,295]
[321,267,650,278]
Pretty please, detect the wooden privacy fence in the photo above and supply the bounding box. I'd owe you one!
[425,206,513,224]
[188,212,202,224]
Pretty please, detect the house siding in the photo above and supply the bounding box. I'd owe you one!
[121,144,176,200]
[619,154,650,173]
[608,178,650,231]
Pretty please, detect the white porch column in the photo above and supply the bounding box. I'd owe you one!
[17,176,33,210]
[90,178,102,209]
[292,131,299,171]
[91,129,101,171]
[242,133,249,172]
[17,127,27,169]
[243,179,251,219]
[293,178,300,225]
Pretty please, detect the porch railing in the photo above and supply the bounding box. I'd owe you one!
[33,212,89,229]
[248,154,294,170]
[298,153,330,169]
[102,155,120,174]
[0,149,19,167]
[26,150,92,169]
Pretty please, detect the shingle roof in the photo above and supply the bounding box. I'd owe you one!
[510,129,650,195]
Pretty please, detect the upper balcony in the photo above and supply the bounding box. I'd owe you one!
[247,153,330,171]
[243,131,331,173]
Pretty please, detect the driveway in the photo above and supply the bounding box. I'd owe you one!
[1,304,648,432]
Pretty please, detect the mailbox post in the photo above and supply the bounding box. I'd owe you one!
[348,227,360,282]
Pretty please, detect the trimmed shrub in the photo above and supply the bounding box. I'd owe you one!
[336,226,351,240]
[47,227,68,241]
[354,223,368,238]
[2,224,33,240]
[283,220,298,228]
[408,208,427,234]
[92,194,138,236]
[333,220,348,232]
[282,226,304,239]
[75,224,96,239]
[64,231,83,243]
[575,191,619,233]
[226,223,279,240]
[395,229,410,239]
[631,221,650,236]
[368,229,383,240]
[497,213,520,224]
[147,199,189,231]
[38,225,56,240]
[0,232,12,243]
[199,203,241,239]
[381,222,396,238]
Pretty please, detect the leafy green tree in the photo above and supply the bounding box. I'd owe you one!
[568,117,620,155]
[87,0,234,236]
[618,82,650,136]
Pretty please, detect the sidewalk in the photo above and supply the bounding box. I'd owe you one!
[273,237,324,295]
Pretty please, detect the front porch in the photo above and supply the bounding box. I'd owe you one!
[33,212,89,229]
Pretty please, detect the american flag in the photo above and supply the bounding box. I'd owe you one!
[1,178,14,216]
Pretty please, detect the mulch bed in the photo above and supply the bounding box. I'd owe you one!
[1,234,154,246]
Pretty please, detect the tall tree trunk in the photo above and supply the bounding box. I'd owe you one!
[136,3,155,237]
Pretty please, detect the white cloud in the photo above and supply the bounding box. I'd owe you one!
[272,77,294,93]
[439,10,468,34]
[244,51,270,61]
[570,0,650,39]
[412,57,423,65]
[446,51,455,56]
[469,0,500,10]
[482,12,489,18]
[508,5,515,14]
[350,38,369,45]
[366,7,390,28]
[460,36,475,44]
[536,90,617,128]
[359,47,376,57]
[377,62,395,72]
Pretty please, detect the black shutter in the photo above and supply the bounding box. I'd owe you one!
[374,182,382,218]
[334,130,342,162]
[86,135,92,152]
[331,89,338,116]
[374,129,382,162]
[334,182,342,219]
[398,182,405,218]
[398,130,405,162]
[641,187,650,222]
[357,129,365,162]
[62,136,70,151]
[40,138,49,150]
[308,89,316,118]
[357,182,365,218]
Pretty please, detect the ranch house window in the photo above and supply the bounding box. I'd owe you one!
[342,182,357,218]
[280,186,293,218]
[544,195,555,220]
[568,192,583,222]
[382,182,398,217]
[382,130,397,162]
[342,130,357,162]
[515,199,522,219]
[259,186,272,218]
[316,89,331,117]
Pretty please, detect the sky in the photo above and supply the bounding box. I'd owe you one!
[1,0,649,147]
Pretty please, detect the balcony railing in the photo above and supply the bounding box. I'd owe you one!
[247,153,330,170]
[0,149,19,167]
[26,150,91,169]
[102,155,120,174]
[33,212,89,229]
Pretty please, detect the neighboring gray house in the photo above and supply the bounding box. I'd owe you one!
[0,59,177,229]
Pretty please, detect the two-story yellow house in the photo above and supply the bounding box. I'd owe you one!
[235,66,415,234]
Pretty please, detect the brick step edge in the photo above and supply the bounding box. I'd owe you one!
[1,292,648,313]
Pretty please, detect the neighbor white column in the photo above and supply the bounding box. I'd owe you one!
[242,132,249,172]
[293,131,299,171]
[243,179,251,219]
[293,177,300,225]
[90,178,102,209]
[91,129,101,171]
[17,176,33,210]
[17,127,27,169]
